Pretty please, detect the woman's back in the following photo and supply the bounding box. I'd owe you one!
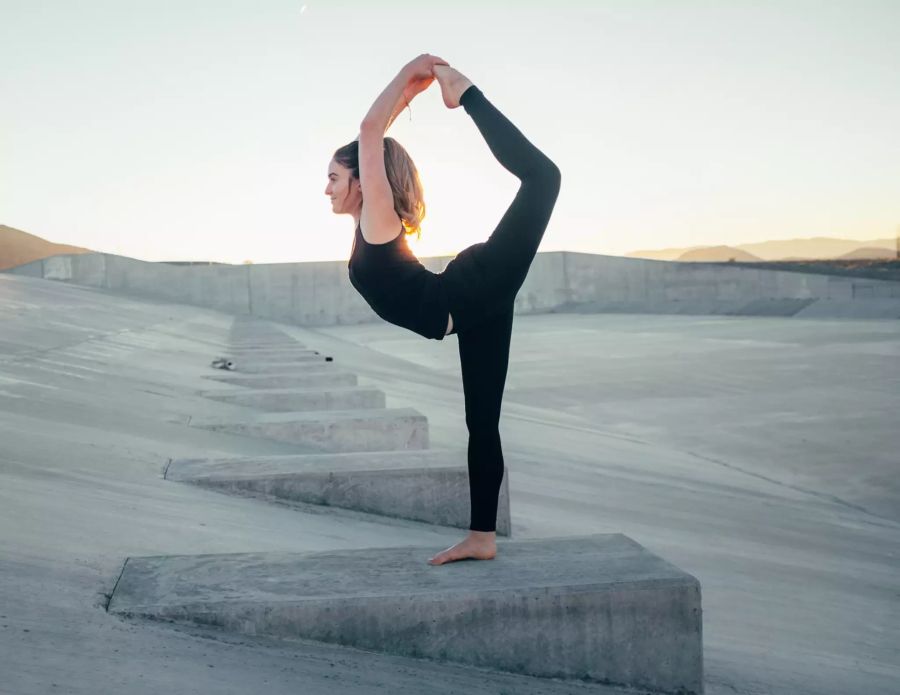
[347,222,450,341]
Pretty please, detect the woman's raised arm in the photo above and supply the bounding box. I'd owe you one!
[356,55,447,242]
[360,54,448,134]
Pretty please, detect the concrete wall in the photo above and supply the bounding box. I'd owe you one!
[558,253,900,317]
[7,251,900,322]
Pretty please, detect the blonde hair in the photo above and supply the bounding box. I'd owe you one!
[333,136,426,240]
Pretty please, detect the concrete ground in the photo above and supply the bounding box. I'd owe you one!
[1,272,898,695]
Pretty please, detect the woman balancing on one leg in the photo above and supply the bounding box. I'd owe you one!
[327,54,561,565]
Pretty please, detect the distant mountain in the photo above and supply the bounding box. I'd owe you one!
[677,246,761,262]
[838,246,897,260]
[625,245,707,261]
[0,224,92,271]
[736,237,894,260]
[627,236,895,262]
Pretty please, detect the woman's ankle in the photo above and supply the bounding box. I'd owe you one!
[459,84,479,107]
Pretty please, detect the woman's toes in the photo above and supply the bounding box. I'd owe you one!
[427,536,496,565]
[427,549,452,565]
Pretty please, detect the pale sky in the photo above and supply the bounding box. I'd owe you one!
[2,0,898,264]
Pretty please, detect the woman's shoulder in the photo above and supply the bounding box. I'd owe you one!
[359,209,404,245]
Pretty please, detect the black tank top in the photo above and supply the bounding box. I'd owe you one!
[347,222,449,340]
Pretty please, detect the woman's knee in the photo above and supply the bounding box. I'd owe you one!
[536,159,561,199]
[519,165,561,215]
[523,154,560,188]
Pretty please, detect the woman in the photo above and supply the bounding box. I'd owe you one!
[326,54,561,566]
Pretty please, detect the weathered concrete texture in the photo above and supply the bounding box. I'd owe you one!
[229,334,299,344]
[189,408,429,452]
[226,338,309,345]
[226,348,322,358]
[165,449,512,536]
[228,339,305,348]
[565,297,823,316]
[229,354,325,364]
[200,386,385,412]
[230,360,333,374]
[5,272,900,695]
[11,253,255,314]
[560,254,900,318]
[10,250,899,324]
[107,533,702,694]
[791,297,900,319]
[229,317,292,338]
[202,371,358,389]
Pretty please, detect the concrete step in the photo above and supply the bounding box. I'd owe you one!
[232,361,335,374]
[228,339,306,348]
[164,449,511,535]
[188,407,429,452]
[228,357,331,371]
[202,372,358,389]
[226,348,322,358]
[200,386,385,412]
[107,534,703,694]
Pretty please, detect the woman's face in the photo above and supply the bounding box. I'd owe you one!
[325,159,361,216]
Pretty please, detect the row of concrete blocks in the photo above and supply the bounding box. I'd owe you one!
[111,321,705,694]
[176,339,513,536]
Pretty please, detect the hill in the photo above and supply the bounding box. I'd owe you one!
[838,246,897,260]
[677,246,761,262]
[0,224,92,271]
[624,245,707,261]
[737,236,894,260]
[627,236,895,262]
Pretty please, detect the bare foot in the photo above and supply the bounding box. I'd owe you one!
[428,530,496,565]
[433,65,474,109]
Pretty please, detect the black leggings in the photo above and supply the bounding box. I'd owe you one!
[442,85,561,532]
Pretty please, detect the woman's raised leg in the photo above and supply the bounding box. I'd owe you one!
[436,68,562,327]
[459,84,562,309]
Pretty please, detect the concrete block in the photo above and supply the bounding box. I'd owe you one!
[200,386,385,412]
[165,448,511,535]
[202,372,358,389]
[107,534,703,694]
[189,407,429,452]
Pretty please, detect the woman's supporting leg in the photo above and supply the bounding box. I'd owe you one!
[456,302,515,532]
